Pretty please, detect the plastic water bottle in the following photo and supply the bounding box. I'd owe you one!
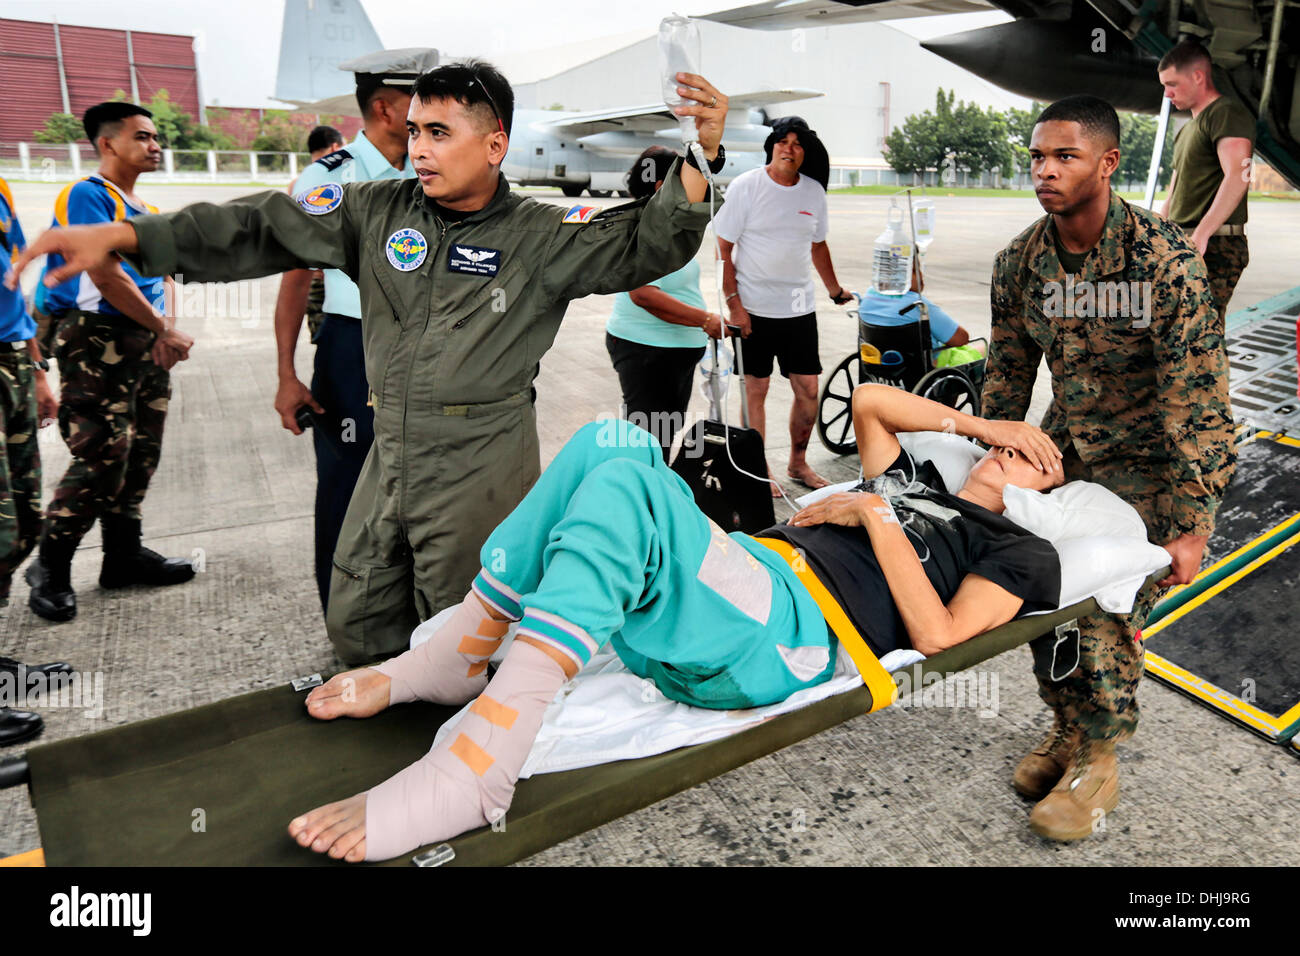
[872,203,914,295]
[659,16,702,145]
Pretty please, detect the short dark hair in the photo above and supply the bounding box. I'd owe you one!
[626,146,678,199]
[1035,95,1120,151]
[83,102,152,146]
[307,124,344,154]
[1158,38,1212,75]
[412,59,513,137]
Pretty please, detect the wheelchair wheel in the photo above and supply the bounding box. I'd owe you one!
[914,368,980,417]
[817,353,861,455]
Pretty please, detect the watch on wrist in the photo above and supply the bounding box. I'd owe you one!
[683,142,726,175]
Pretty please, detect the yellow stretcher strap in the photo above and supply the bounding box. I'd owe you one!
[756,537,897,712]
[0,848,45,867]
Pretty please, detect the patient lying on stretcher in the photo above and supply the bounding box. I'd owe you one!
[288,385,1066,862]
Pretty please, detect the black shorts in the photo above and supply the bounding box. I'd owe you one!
[741,311,822,379]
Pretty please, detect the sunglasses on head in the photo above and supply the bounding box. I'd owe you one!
[467,73,505,134]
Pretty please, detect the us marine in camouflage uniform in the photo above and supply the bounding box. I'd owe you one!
[982,97,1235,841]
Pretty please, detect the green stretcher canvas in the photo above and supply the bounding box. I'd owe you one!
[23,598,1101,867]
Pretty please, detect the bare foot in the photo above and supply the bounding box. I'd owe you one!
[288,793,368,862]
[787,463,830,490]
[305,668,391,720]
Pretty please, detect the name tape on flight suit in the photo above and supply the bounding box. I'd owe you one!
[448,244,501,276]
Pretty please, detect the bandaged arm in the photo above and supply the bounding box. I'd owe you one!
[858,492,1024,656]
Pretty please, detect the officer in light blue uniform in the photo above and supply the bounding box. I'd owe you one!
[273,49,435,612]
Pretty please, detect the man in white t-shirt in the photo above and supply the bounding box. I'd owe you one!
[715,117,851,494]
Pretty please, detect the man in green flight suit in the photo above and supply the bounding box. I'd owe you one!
[10,60,730,665]
[982,96,1235,841]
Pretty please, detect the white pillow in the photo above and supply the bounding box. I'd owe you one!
[1051,536,1171,614]
[1002,481,1149,544]
[897,431,983,493]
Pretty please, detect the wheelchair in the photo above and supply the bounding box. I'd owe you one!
[816,294,987,455]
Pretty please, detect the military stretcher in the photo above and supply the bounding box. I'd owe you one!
[0,579,1166,867]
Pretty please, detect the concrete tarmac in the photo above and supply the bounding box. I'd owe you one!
[2,181,1297,865]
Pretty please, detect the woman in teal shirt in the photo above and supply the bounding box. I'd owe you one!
[606,147,723,459]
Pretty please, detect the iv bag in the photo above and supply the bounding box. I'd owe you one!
[659,15,702,144]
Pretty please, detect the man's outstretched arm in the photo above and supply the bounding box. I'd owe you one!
[7,189,359,292]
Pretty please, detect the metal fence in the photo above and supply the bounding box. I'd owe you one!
[0,145,1200,194]
[826,165,1033,190]
[0,142,311,185]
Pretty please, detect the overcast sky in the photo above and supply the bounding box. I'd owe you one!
[1,0,1010,107]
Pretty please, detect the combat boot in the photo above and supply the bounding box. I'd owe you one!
[98,515,196,589]
[1012,715,1080,800]
[1028,737,1119,841]
[25,538,78,622]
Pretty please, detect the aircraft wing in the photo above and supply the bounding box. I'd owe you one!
[697,0,996,30]
[276,93,362,116]
[538,88,824,136]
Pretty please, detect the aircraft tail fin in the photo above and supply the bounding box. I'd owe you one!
[274,0,384,102]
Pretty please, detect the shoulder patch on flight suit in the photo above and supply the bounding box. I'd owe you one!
[561,204,599,224]
[296,182,344,215]
[312,149,353,173]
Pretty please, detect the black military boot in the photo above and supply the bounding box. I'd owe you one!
[25,538,78,622]
[98,515,196,589]
[0,707,43,746]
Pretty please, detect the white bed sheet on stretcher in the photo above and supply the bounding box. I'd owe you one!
[417,615,920,779]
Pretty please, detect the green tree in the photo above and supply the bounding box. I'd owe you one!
[33,90,234,148]
[883,89,954,178]
[141,89,233,149]
[885,89,1016,183]
[1004,101,1043,180]
[250,112,305,153]
[33,113,84,143]
[1117,112,1175,191]
[953,102,1013,180]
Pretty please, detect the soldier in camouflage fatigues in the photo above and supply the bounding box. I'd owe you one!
[983,96,1235,841]
[43,310,171,547]
[1202,235,1249,327]
[24,102,196,624]
[987,189,1235,739]
[0,351,41,607]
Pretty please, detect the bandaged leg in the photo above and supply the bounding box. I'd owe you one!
[363,639,567,861]
[372,591,514,706]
